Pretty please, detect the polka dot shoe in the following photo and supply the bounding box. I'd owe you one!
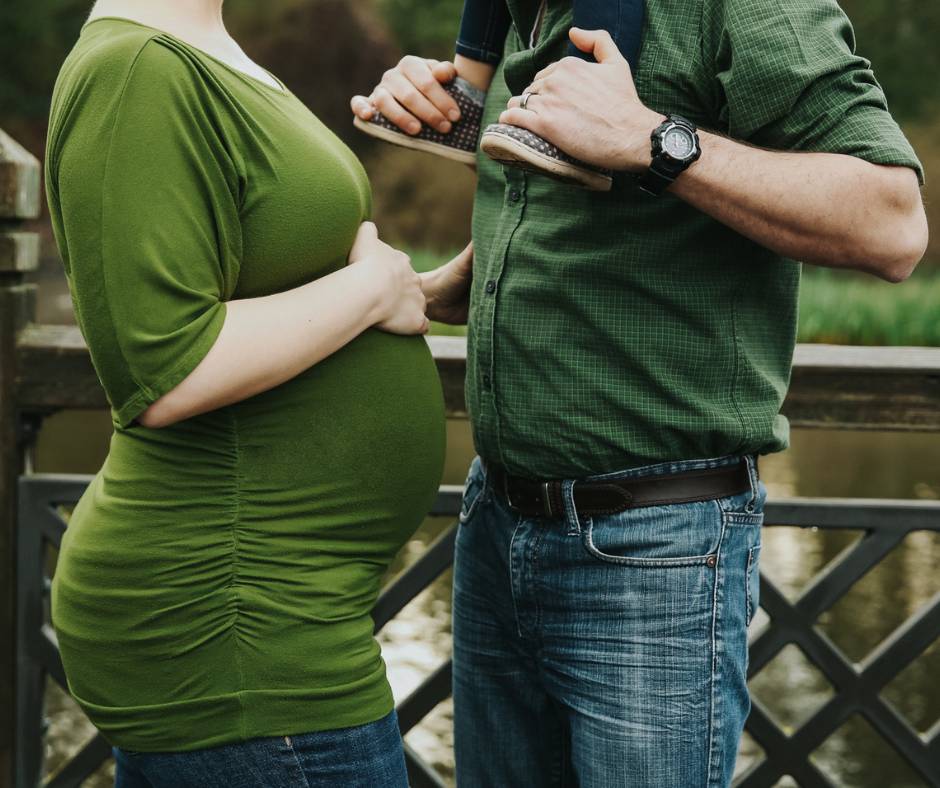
[480,123,614,191]
[353,77,484,166]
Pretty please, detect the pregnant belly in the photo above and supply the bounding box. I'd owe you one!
[51,330,445,709]
[231,328,447,553]
[73,328,445,572]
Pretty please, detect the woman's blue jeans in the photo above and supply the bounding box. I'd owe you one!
[112,709,408,787]
[453,454,765,787]
[456,0,645,69]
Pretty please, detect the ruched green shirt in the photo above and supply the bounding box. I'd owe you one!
[46,18,445,751]
[468,0,924,479]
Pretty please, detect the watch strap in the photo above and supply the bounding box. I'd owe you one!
[637,159,680,196]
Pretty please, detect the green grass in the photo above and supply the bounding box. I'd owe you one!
[409,249,940,346]
[798,267,940,346]
[408,249,455,274]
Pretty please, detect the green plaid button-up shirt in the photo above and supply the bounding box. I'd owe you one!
[467,0,924,480]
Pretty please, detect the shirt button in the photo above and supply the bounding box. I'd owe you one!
[482,374,491,389]
[485,280,496,294]
[508,189,521,202]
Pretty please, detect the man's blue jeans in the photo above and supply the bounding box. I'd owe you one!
[453,454,765,787]
[112,709,408,787]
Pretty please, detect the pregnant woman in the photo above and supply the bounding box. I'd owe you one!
[45,1,470,785]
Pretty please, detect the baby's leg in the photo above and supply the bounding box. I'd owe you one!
[455,55,497,93]
[455,0,513,90]
[569,0,645,70]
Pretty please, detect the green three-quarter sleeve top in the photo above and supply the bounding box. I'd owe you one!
[45,18,445,751]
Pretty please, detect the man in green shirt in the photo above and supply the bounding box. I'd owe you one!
[353,0,927,784]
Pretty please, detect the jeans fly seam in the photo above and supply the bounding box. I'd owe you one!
[528,521,547,645]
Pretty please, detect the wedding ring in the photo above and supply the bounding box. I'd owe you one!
[520,90,537,111]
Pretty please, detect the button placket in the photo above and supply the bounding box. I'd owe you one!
[474,170,528,464]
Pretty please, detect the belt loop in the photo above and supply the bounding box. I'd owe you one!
[478,456,490,496]
[542,481,555,518]
[744,455,759,513]
[561,479,581,536]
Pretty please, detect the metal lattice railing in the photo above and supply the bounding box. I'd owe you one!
[15,475,464,788]
[15,475,940,788]
[741,499,940,787]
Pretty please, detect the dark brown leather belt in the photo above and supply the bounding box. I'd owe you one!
[489,459,755,519]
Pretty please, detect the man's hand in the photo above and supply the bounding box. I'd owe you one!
[499,28,662,172]
[351,56,461,136]
[420,243,474,325]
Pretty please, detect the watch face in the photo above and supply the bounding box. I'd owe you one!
[663,127,694,160]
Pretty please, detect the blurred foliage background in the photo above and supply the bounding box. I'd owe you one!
[0,0,937,343]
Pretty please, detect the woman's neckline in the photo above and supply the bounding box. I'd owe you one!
[82,15,290,95]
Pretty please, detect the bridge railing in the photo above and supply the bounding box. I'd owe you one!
[2,126,940,788]
[1,127,42,788]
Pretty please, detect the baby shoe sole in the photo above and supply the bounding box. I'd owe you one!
[480,128,612,192]
[354,116,477,166]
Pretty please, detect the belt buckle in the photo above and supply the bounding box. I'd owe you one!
[541,480,567,519]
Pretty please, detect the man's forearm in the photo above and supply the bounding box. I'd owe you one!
[668,131,928,281]
[496,29,928,282]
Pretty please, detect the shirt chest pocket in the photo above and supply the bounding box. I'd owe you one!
[635,0,715,128]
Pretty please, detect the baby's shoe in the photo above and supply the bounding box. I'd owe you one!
[480,123,613,191]
[354,76,484,165]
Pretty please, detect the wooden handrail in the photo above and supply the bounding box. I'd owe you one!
[14,325,940,430]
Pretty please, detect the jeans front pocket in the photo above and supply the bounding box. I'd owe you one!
[581,498,724,567]
[458,456,488,525]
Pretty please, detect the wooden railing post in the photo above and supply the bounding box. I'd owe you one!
[0,128,41,788]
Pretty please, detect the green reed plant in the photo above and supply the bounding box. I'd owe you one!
[798,266,940,346]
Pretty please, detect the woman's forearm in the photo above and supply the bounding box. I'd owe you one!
[138,263,383,428]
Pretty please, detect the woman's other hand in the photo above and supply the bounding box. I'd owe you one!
[350,56,461,135]
[348,222,430,335]
[421,243,473,326]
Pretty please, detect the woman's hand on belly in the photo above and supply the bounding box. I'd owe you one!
[138,224,429,429]
[347,221,430,336]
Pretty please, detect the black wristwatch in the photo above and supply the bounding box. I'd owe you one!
[637,115,701,196]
